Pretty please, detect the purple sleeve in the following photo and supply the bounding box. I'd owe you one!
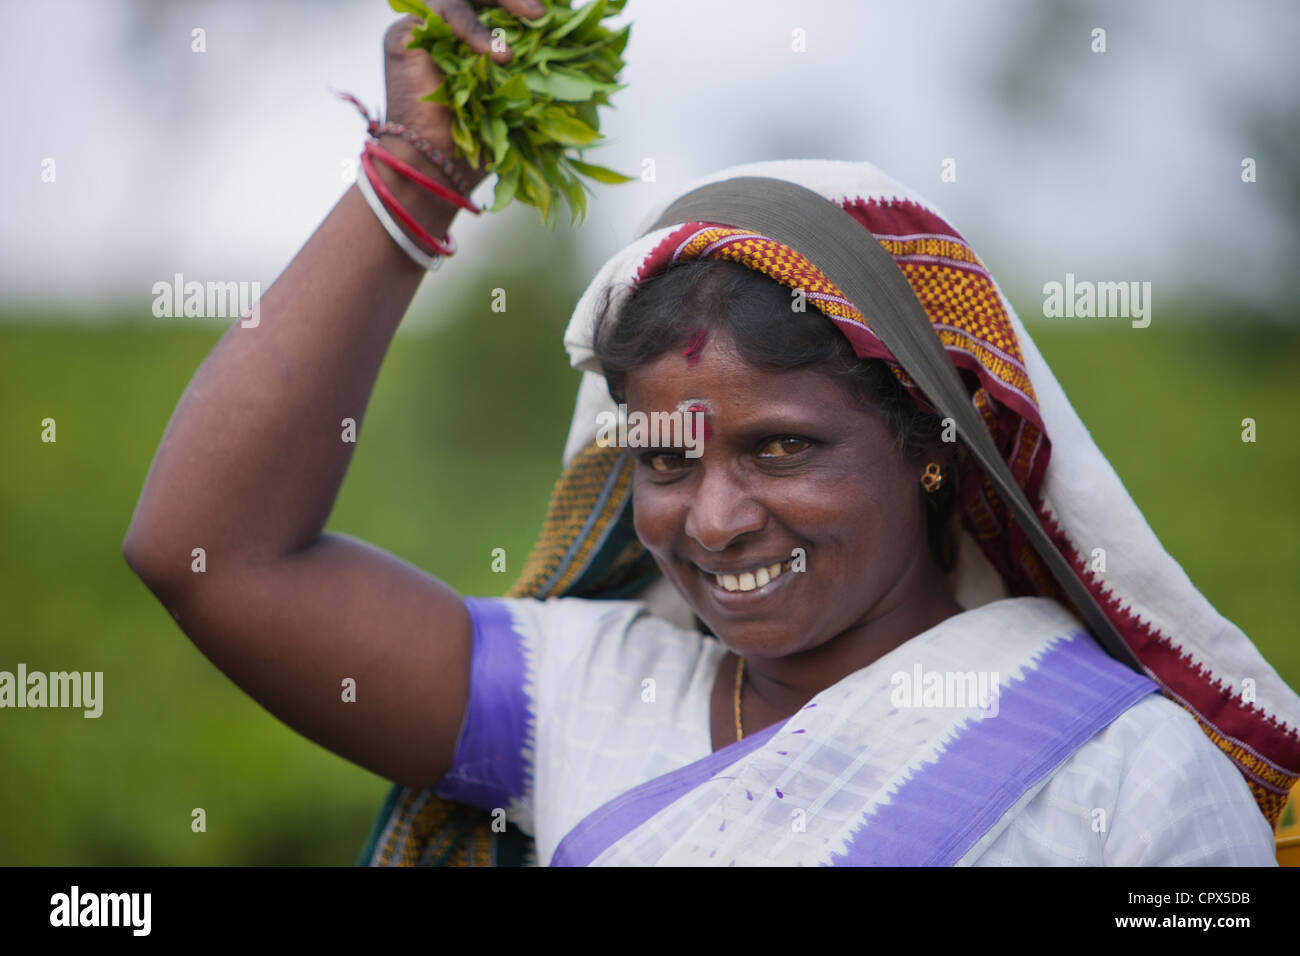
[434,596,534,814]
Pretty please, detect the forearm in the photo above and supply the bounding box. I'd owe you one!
[124,143,459,583]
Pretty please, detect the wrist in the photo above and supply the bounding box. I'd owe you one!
[366,136,460,239]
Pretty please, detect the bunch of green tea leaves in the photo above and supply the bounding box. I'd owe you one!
[388,0,634,226]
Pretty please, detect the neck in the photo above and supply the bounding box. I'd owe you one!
[741,551,964,724]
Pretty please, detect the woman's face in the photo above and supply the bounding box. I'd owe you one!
[624,334,939,662]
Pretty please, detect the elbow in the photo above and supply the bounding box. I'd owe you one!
[121,525,184,596]
[121,527,147,577]
[122,535,190,624]
[122,534,163,591]
[122,538,154,584]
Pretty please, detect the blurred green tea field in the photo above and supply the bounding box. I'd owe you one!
[1,283,1297,864]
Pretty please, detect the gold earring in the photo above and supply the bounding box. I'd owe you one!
[920,462,944,494]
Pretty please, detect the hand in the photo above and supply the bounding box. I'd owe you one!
[382,1,546,196]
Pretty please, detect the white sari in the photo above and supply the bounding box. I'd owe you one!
[432,593,1276,866]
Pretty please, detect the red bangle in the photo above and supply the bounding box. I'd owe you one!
[365,140,481,215]
[360,149,457,257]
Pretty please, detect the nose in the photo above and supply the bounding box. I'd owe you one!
[683,460,766,552]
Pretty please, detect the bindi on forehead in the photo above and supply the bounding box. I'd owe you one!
[677,398,714,441]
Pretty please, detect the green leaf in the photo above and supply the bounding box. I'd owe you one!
[387,0,431,18]
[550,0,606,43]
[520,157,553,221]
[522,66,620,101]
[608,23,631,55]
[567,157,634,184]
[534,107,600,146]
[491,165,521,213]
[410,15,453,43]
[530,37,611,69]
[450,114,478,167]
[572,101,600,129]
[425,84,453,107]
[486,116,510,166]
[554,170,587,225]
[512,27,544,58]
[518,5,560,28]
[494,73,532,105]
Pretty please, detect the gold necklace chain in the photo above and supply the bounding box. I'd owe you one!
[733,655,745,742]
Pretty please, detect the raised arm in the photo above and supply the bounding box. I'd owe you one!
[122,4,541,791]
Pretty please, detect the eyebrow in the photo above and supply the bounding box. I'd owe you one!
[723,411,833,436]
[631,414,833,447]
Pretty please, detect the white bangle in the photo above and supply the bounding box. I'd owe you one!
[356,165,443,272]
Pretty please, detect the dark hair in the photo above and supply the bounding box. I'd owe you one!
[591,258,961,572]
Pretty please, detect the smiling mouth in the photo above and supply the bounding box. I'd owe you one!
[704,559,793,594]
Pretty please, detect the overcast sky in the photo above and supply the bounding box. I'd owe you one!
[2,0,1296,324]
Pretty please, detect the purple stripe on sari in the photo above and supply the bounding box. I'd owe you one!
[434,597,532,812]
[829,630,1158,866]
[550,721,784,867]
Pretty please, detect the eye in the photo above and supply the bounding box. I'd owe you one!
[757,436,811,458]
[644,451,689,472]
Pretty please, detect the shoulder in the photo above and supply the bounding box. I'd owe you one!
[975,694,1278,865]
[468,594,714,672]
[977,697,1279,868]
[470,594,648,646]
[1093,694,1277,864]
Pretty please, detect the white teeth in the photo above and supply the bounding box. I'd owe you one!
[713,561,787,593]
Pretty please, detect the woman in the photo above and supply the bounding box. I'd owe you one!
[123,6,1299,866]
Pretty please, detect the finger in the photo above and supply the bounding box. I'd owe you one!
[383,14,424,61]
[498,0,547,19]
[432,0,514,64]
